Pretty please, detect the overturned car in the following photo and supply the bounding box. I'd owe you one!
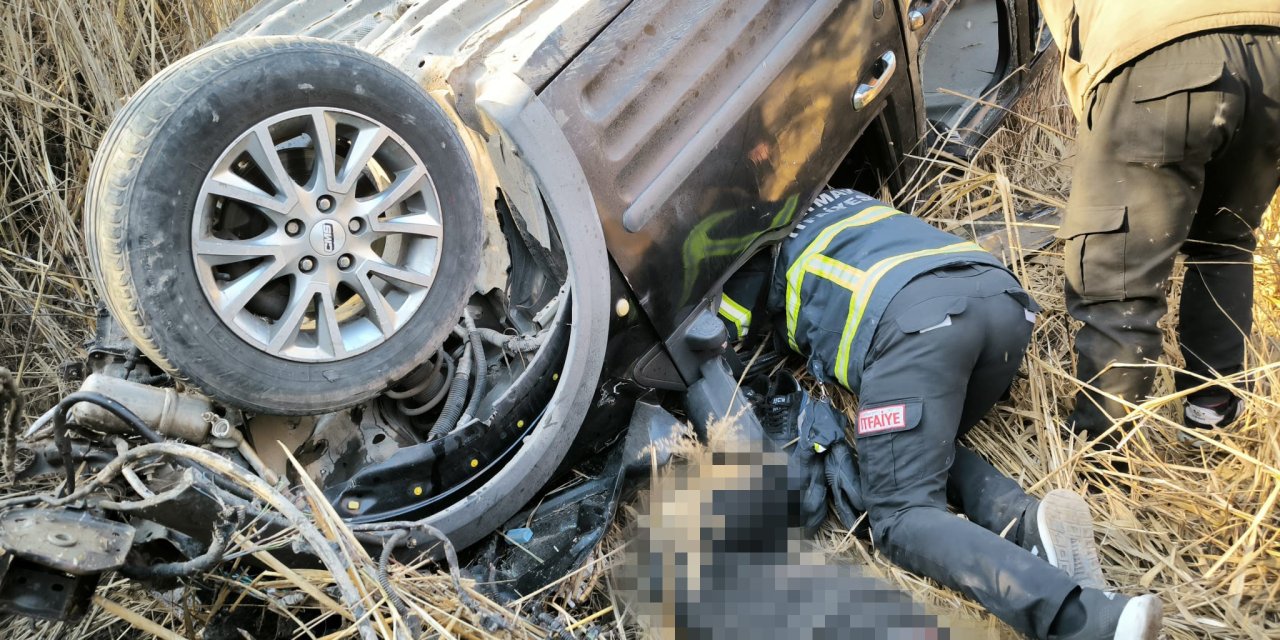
[0,0,1054,625]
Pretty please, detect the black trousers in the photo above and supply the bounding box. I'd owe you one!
[855,265,1078,640]
[1063,30,1280,434]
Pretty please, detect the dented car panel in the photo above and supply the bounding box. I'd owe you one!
[541,0,916,334]
[216,0,633,110]
[217,0,922,339]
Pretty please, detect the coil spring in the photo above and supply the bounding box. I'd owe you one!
[385,348,454,417]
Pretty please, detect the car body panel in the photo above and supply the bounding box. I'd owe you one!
[214,0,1046,340]
[540,0,914,335]
[216,0,633,120]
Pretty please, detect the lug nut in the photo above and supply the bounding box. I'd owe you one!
[348,217,365,233]
[337,254,353,270]
[299,256,316,273]
[316,195,335,212]
[285,219,303,236]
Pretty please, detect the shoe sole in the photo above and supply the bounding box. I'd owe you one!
[1176,430,1212,449]
[1038,489,1107,590]
[1114,594,1163,639]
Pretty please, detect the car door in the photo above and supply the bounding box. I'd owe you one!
[539,0,914,341]
[901,0,1039,153]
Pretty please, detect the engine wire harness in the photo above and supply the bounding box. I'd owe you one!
[0,310,552,634]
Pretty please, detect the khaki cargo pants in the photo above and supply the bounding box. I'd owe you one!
[1061,29,1280,435]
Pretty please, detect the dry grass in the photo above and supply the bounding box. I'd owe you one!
[0,0,254,414]
[0,443,559,640]
[0,1,1277,639]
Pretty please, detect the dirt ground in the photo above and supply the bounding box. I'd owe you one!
[1,1,1277,639]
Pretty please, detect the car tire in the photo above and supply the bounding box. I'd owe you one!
[85,36,482,415]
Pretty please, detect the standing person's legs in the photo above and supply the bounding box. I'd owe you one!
[1176,32,1280,414]
[857,274,1076,639]
[1062,34,1248,437]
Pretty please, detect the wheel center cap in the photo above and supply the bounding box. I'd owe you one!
[309,219,347,256]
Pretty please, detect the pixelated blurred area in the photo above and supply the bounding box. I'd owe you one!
[615,419,996,640]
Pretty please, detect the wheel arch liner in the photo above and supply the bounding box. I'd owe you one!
[419,71,610,550]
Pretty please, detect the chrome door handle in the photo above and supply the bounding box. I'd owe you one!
[908,8,926,30]
[908,0,938,30]
[853,51,897,111]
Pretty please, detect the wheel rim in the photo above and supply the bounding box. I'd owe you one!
[192,107,444,362]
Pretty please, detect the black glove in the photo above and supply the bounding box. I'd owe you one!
[795,393,865,535]
[824,440,865,528]
[788,435,829,537]
[745,372,866,536]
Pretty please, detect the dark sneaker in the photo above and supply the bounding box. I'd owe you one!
[745,371,804,446]
[1179,396,1242,447]
[1023,490,1106,590]
[1053,589,1163,640]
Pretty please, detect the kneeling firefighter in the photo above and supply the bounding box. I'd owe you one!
[722,190,1163,640]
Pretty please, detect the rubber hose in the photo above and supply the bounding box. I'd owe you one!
[427,342,472,440]
[376,529,421,634]
[57,391,163,443]
[53,391,162,494]
[460,312,487,426]
[50,391,256,503]
[473,327,546,353]
[119,506,242,580]
[135,373,170,386]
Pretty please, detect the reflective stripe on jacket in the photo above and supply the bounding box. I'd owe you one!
[718,293,752,340]
[767,190,1006,391]
[1038,0,1280,118]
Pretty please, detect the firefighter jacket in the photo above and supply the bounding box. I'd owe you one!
[767,190,1010,392]
[1037,0,1280,118]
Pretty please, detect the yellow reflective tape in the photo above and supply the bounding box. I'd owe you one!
[805,255,863,291]
[718,293,752,339]
[834,242,982,387]
[785,205,898,349]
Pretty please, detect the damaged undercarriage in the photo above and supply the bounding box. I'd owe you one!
[0,294,656,635]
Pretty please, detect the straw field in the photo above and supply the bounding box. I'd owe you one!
[0,1,1277,638]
